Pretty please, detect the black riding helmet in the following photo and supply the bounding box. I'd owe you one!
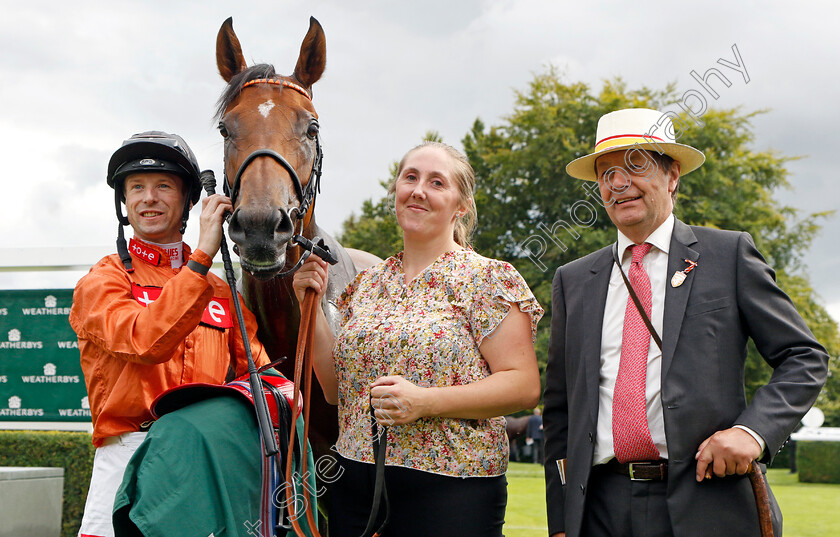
[108,131,202,203]
[107,131,202,271]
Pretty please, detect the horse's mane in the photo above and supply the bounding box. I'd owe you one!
[215,63,277,120]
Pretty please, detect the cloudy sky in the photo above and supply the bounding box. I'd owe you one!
[1,0,838,323]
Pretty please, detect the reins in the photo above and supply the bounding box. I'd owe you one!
[286,290,389,537]
[285,288,323,536]
[359,410,390,537]
[200,171,280,459]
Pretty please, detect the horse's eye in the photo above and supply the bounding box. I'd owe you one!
[218,122,229,139]
[306,121,319,140]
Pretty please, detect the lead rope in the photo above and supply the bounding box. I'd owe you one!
[286,288,323,537]
[359,407,390,537]
[286,289,390,537]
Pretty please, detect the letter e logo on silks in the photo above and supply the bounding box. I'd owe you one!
[201,299,233,329]
[131,283,234,330]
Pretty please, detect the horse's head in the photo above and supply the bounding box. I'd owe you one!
[215,17,326,280]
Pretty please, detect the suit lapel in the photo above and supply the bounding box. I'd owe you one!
[662,220,699,379]
[584,248,613,424]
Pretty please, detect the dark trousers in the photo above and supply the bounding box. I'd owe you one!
[328,454,507,537]
[581,463,675,537]
[532,438,544,464]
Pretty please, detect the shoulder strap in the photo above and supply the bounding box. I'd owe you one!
[612,244,663,352]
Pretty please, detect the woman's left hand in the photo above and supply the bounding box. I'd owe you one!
[370,376,430,426]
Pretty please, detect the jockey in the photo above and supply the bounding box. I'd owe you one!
[70,130,270,537]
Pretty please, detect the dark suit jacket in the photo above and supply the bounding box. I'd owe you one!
[543,219,828,537]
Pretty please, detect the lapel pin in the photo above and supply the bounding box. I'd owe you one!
[671,259,698,288]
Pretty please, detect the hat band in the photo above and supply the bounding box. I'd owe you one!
[594,133,665,153]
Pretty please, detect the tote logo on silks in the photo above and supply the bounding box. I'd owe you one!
[130,283,234,330]
[129,239,161,265]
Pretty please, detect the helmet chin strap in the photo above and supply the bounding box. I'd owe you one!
[178,184,193,235]
[114,186,134,272]
[117,224,134,272]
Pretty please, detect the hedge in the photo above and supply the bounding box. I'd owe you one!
[0,430,94,537]
[797,440,840,484]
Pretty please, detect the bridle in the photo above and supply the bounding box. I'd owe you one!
[216,78,336,536]
[221,77,326,276]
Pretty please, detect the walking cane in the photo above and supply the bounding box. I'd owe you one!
[200,170,279,457]
[748,460,774,537]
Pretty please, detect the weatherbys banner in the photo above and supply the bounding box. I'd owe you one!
[0,289,89,422]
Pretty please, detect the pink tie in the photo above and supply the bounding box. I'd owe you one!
[613,243,660,463]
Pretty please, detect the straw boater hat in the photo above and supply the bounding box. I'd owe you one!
[566,108,706,182]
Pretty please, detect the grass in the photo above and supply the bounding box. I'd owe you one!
[503,463,840,537]
[765,469,840,537]
[504,462,547,537]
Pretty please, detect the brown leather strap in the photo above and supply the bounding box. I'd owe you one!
[603,458,668,481]
[613,244,663,352]
[285,289,323,537]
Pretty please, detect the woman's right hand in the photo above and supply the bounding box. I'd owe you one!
[292,256,330,304]
[291,255,339,404]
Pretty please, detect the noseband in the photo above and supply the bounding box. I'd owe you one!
[222,78,323,234]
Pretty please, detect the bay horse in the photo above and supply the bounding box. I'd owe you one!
[214,15,378,493]
[113,18,378,537]
[505,414,530,462]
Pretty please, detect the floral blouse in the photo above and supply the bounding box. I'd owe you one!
[333,248,543,477]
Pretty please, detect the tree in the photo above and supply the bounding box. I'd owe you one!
[337,191,402,260]
[339,68,840,424]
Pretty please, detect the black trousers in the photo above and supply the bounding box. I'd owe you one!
[328,454,507,537]
[581,463,675,537]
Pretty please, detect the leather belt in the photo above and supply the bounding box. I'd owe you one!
[604,458,668,481]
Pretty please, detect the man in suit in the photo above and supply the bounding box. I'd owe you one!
[542,108,828,537]
[527,407,545,464]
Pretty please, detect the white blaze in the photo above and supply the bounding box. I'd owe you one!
[258,99,276,118]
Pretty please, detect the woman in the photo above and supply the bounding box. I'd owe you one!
[293,141,543,536]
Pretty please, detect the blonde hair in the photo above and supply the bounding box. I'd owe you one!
[389,141,477,246]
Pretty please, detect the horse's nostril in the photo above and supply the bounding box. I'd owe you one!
[227,209,246,244]
[276,209,294,236]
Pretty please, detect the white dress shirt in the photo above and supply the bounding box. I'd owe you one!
[593,214,765,465]
[593,215,673,464]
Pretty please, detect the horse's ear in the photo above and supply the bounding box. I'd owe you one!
[293,16,326,88]
[216,17,248,82]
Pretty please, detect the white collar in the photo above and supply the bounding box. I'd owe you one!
[616,214,675,260]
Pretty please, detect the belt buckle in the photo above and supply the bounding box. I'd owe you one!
[628,462,651,481]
